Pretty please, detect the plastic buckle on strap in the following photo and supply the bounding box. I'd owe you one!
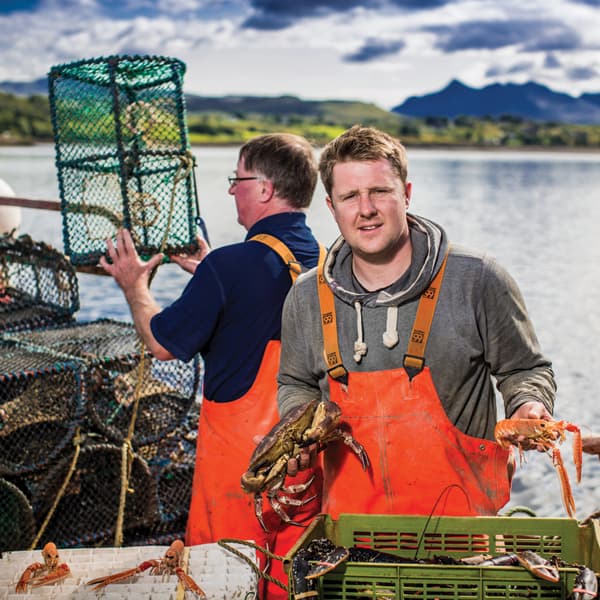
[288,261,302,275]
[327,364,348,385]
[403,353,425,380]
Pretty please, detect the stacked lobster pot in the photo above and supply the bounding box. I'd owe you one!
[0,233,79,334]
[0,318,201,553]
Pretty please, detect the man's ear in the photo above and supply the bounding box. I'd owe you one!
[326,195,335,215]
[260,178,275,202]
[405,181,412,208]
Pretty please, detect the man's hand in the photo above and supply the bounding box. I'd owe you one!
[510,400,553,421]
[508,400,555,452]
[99,228,163,294]
[251,435,317,478]
[169,235,210,274]
[286,444,318,477]
[98,228,172,360]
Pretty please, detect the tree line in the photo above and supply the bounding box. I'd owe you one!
[1,91,599,149]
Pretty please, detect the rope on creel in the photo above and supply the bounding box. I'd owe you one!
[30,428,84,550]
[113,149,196,547]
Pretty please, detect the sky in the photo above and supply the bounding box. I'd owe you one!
[0,0,599,110]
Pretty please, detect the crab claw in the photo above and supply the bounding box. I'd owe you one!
[30,563,71,588]
[572,566,599,600]
[516,551,559,583]
[305,547,350,579]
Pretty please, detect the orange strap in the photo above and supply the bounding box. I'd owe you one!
[319,251,449,381]
[317,259,348,383]
[403,252,449,374]
[251,234,326,283]
[251,233,301,282]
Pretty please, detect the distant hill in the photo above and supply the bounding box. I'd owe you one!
[184,93,401,127]
[393,79,600,125]
[0,78,47,96]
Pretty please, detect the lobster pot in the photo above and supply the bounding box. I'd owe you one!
[5,319,201,447]
[31,441,159,548]
[0,233,79,333]
[138,403,199,524]
[0,478,34,552]
[0,340,86,476]
[48,54,199,266]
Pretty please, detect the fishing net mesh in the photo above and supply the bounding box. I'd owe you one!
[48,55,199,265]
[0,233,79,333]
[0,319,201,552]
[0,340,86,477]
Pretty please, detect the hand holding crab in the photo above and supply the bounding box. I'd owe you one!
[495,417,582,518]
[241,399,370,532]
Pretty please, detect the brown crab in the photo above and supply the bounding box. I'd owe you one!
[241,399,370,531]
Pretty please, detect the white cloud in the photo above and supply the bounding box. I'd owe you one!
[0,0,598,107]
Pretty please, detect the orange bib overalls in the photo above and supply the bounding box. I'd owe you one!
[186,235,323,599]
[317,254,511,517]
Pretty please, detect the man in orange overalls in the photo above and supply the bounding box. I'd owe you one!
[278,125,556,520]
[101,133,323,599]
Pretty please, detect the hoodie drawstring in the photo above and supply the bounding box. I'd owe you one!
[353,301,367,363]
[354,302,400,360]
[383,306,399,349]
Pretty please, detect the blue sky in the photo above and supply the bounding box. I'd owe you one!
[0,0,598,109]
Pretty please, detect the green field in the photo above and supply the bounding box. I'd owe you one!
[2,91,600,149]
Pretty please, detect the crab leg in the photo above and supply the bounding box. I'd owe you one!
[173,567,207,598]
[87,560,158,591]
[553,448,576,518]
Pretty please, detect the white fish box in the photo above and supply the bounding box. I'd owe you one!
[0,542,258,599]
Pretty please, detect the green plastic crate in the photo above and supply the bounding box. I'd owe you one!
[285,513,600,599]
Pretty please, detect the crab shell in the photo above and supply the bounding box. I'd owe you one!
[241,400,341,493]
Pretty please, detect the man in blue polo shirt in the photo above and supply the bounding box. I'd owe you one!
[100,133,321,599]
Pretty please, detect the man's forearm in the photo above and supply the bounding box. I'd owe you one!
[125,287,174,360]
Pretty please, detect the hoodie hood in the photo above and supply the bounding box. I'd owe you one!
[323,213,449,308]
[322,213,449,361]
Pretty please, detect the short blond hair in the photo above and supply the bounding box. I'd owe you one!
[319,125,408,196]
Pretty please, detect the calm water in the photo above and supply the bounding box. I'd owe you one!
[2,143,600,519]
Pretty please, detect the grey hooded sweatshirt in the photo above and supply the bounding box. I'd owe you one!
[277,213,555,441]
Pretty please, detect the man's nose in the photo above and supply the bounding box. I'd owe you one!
[358,192,377,215]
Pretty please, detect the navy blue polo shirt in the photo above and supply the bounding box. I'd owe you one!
[150,212,320,403]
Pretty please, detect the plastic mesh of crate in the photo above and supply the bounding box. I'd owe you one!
[0,542,259,599]
[285,513,600,600]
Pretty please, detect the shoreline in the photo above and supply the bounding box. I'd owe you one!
[2,138,599,154]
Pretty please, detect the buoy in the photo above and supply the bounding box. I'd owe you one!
[0,178,21,234]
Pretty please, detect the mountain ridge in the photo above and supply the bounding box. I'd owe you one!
[393,79,600,124]
[1,77,600,125]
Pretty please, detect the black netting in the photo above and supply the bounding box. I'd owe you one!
[32,441,159,548]
[0,341,86,476]
[0,233,79,333]
[1,319,201,549]
[5,319,201,447]
[48,54,199,265]
[0,477,35,552]
[138,404,198,524]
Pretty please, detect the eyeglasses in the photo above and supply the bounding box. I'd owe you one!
[228,176,261,186]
